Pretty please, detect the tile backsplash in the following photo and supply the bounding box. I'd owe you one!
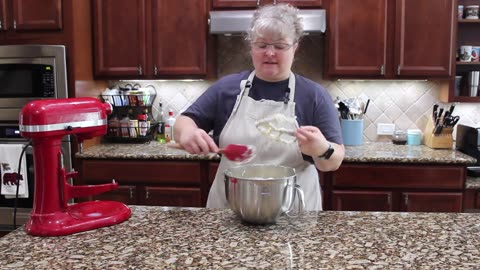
[110,36,480,142]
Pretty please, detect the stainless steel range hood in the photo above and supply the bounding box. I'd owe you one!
[209,9,326,35]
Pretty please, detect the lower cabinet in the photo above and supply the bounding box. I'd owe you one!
[324,163,466,213]
[463,189,480,213]
[76,159,206,207]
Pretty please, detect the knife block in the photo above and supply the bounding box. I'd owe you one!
[423,117,453,149]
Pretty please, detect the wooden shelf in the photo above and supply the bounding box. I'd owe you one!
[452,96,480,102]
[457,61,480,65]
[458,19,480,23]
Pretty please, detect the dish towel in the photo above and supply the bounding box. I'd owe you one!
[0,144,29,198]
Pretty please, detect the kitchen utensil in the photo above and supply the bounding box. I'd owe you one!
[169,143,256,163]
[224,164,304,224]
[19,97,131,236]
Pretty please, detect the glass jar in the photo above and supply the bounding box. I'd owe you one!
[392,130,407,145]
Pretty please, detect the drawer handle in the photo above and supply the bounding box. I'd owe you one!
[404,194,409,206]
[129,187,134,199]
[146,190,150,200]
[387,194,391,206]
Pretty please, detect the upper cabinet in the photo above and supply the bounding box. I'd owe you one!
[440,0,480,103]
[212,0,322,8]
[326,0,455,79]
[0,0,62,35]
[93,0,208,79]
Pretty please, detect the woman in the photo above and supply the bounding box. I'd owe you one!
[174,4,344,210]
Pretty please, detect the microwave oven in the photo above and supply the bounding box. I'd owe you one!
[0,45,68,122]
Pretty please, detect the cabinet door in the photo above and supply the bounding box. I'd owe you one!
[93,0,147,77]
[213,0,260,8]
[332,190,393,211]
[213,0,322,8]
[277,0,322,6]
[401,192,463,213]
[144,186,202,207]
[11,0,62,30]
[151,0,207,76]
[0,0,7,31]
[90,185,137,205]
[327,0,388,77]
[394,0,454,77]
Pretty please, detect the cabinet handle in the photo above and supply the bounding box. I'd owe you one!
[129,187,134,199]
[273,0,277,4]
[0,20,2,30]
[380,65,385,75]
[146,190,150,200]
[13,19,16,30]
[154,65,158,76]
[387,194,391,206]
[397,65,401,75]
[404,194,408,206]
[138,65,143,76]
[256,0,260,6]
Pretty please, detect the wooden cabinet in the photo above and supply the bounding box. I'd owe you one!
[93,0,208,79]
[326,0,455,79]
[0,0,62,32]
[324,163,466,212]
[77,159,205,207]
[463,188,480,212]
[212,0,322,8]
[440,0,480,103]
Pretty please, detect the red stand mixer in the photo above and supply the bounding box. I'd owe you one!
[19,97,131,236]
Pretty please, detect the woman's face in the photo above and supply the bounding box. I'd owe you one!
[250,34,298,82]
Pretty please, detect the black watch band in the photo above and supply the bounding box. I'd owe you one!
[318,143,334,160]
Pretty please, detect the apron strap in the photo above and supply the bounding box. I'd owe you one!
[232,71,256,115]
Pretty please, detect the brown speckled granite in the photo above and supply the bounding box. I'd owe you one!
[77,141,221,160]
[1,206,479,269]
[77,142,477,164]
[76,142,479,190]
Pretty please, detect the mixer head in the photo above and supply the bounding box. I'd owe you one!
[19,97,112,142]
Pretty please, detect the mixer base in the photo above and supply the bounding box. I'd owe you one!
[25,201,131,237]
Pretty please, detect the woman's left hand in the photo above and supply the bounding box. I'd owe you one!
[295,126,329,157]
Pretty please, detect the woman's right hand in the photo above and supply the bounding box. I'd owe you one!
[174,115,219,154]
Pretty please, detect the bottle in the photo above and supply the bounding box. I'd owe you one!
[156,102,165,143]
[120,114,130,138]
[108,114,120,137]
[138,113,148,137]
[164,111,176,143]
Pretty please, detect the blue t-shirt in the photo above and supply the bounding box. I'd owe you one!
[182,71,343,162]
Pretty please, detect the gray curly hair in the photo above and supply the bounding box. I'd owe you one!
[247,4,304,43]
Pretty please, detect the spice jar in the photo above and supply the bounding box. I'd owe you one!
[392,130,407,145]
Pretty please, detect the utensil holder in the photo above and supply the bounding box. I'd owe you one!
[423,117,453,149]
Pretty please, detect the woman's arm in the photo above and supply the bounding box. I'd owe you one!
[174,115,219,154]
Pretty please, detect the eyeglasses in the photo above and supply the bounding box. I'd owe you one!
[250,42,294,52]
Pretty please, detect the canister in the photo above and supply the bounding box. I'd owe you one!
[407,129,422,145]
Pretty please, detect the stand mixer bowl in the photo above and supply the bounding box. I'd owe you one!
[224,164,304,224]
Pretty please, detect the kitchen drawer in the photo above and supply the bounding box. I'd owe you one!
[332,164,465,189]
[80,160,202,185]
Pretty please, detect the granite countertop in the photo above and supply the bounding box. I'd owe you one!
[1,206,479,269]
[77,141,477,165]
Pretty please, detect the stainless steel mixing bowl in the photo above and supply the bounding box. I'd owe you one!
[224,164,304,224]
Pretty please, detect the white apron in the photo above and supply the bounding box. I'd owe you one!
[207,71,322,211]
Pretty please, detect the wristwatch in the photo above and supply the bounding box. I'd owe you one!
[318,142,334,160]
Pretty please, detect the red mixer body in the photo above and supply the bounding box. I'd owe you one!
[19,97,131,236]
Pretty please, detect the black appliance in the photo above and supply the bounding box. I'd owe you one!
[456,124,480,176]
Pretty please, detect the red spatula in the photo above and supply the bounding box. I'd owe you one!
[218,144,256,162]
[168,143,256,163]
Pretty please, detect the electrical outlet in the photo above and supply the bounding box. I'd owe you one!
[377,123,395,135]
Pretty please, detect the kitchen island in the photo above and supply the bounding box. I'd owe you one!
[1,205,479,269]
